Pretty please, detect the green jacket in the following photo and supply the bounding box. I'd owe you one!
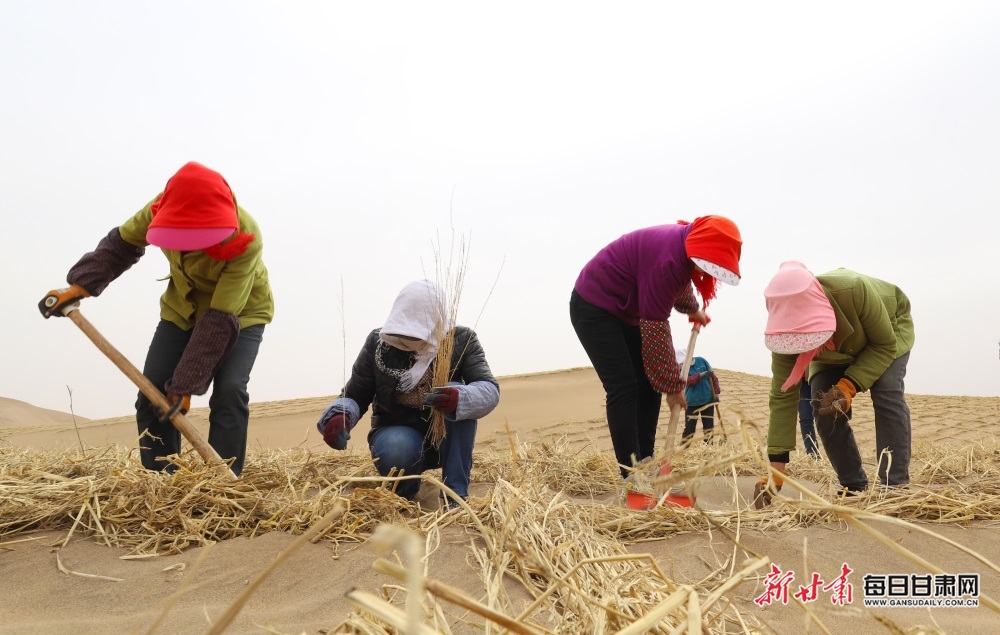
[767,269,914,455]
[118,197,274,330]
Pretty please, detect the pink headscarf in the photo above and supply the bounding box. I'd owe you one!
[763,261,836,391]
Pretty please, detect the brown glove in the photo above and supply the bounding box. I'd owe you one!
[158,393,191,423]
[818,378,857,416]
[38,284,90,318]
[752,471,784,510]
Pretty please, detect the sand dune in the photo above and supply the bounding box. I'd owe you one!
[0,396,91,433]
[6,366,997,454]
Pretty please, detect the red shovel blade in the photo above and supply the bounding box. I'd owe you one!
[625,490,658,510]
[624,490,695,510]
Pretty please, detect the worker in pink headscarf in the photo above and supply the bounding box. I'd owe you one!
[754,261,914,508]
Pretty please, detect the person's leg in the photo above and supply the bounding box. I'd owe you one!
[811,368,868,491]
[369,425,426,500]
[438,418,478,501]
[681,407,698,445]
[136,320,189,472]
[869,352,912,486]
[207,324,264,476]
[798,381,820,457]
[624,325,663,461]
[700,404,715,443]
[570,290,653,478]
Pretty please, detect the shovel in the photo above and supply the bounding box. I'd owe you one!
[55,303,238,481]
[625,323,700,510]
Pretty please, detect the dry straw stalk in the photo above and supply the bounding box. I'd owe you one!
[427,231,469,448]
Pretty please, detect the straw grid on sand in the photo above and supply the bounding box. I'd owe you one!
[2,422,1000,634]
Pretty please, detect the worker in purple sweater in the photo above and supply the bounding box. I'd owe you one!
[569,216,743,479]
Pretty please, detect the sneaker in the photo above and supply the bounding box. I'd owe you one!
[621,473,654,503]
[834,485,867,498]
[439,495,464,511]
[876,483,910,494]
[668,481,689,497]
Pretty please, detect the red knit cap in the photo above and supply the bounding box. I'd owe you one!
[684,215,742,283]
[147,162,239,251]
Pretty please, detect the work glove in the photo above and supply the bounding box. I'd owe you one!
[687,311,711,326]
[752,472,784,510]
[157,393,191,423]
[38,284,90,318]
[752,462,786,509]
[423,386,459,414]
[818,378,857,416]
[322,414,351,450]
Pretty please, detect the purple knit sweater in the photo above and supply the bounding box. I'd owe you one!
[574,224,694,325]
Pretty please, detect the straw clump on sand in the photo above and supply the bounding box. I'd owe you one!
[3,416,1000,633]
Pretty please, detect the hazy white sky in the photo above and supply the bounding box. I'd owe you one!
[3,1,999,420]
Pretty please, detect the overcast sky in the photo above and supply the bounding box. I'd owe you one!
[3,1,999,420]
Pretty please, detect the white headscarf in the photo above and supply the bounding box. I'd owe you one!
[379,279,450,391]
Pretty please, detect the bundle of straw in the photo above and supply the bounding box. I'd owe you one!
[427,231,469,448]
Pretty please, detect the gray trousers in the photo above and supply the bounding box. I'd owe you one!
[809,352,911,490]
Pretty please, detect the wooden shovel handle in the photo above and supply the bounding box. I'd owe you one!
[66,309,238,481]
[662,324,701,457]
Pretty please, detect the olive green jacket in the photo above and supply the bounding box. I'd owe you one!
[767,269,914,455]
[118,198,274,330]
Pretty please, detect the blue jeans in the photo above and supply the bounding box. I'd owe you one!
[135,319,264,476]
[812,352,911,489]
[569,290,661,478]
[798,381,820,456]
[368,419,478,501]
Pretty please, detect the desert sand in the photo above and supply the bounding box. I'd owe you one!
[2,367,999,634]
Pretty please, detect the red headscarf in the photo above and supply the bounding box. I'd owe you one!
[680,215,743,306]
[147,162,255,260]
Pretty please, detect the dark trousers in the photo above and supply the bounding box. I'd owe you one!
[569,290,661,478]
[135,319,264,476]
[798,381,820,456]
[682,403,715,443]
[810,352,911,489]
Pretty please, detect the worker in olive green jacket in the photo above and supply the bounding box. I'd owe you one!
[39,162,274,476]
[753,261,914,508]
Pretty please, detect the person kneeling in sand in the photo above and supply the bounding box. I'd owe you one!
[316,279,499,507]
